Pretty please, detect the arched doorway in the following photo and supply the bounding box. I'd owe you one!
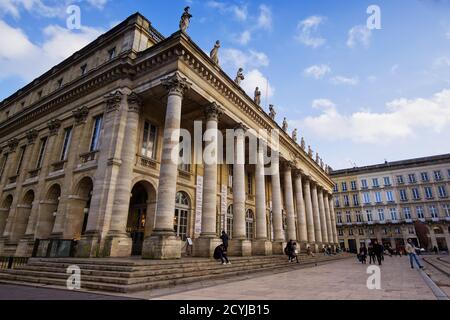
[245,209,254,240]
[0,195,13,237]
[66,177,93,239]
[227,204,233,239]
[174,191,190,241]
[37,184,61,238]
[12,190,34,241]
[127,183,147,256]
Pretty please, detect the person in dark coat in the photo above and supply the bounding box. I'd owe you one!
[359,243,367,264]
[373,240,383,266]
[220,231,229,250]
[214,244,230,265]
[368,242,376,264]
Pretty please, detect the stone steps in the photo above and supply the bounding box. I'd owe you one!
[0,254,350,293]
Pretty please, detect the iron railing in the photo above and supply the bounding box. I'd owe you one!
[0,256,29,269]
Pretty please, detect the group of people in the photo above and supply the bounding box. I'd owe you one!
[358,238,424,269]
[213,231,231,265]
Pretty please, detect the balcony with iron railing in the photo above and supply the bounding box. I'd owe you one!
[136,154,158,170]
[79,150,98,164]
[51,160,67,172]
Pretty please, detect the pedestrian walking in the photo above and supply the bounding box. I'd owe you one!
[368,242,376,264]
[306,245,315,257]
[405,239,424,269]
[220,231,229,250]
[359,244,367,264]
[373,240,383,266]
[213,244,231,265]
[433,246,439,255]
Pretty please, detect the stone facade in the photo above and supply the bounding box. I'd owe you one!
[331,155,450,253]
[0,13,334,259]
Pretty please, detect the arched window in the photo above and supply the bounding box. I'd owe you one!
[246,209,254,240]
[174,192,190,241]
[227,205,233,239]
[433,227,444,234]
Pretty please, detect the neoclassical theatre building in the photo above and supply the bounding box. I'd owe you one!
[0,13,336,259]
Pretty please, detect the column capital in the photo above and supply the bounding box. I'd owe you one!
[47,119,61,136]
[7,138,19,153]
[162,73,192,97]
[204,102,223,121]
[105,90,124,113]
[127,92,143,113]
[281,160,295,172]
[234,122,248,134]
[73,106,89,125]
[293,168,304,179]
[25,129,38,144]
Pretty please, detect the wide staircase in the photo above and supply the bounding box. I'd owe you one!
[0,253,351,293]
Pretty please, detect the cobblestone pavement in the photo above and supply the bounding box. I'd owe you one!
[145,255,438,300]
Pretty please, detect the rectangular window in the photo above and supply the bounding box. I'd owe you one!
[383,177,391,186]
[228,165,233,188]
[363,192,371,204]
[403,207,412,220]
[416,206,424,219]
[375,191,382,203]
[408,227,415,235]
[89,115,103,152]
[178,136,190,173]
[16,145,26,175]
[366,210,373,222]
[108,47,116,60]
[382,228,388,235]
[335,197,340,207]
[438,185,447,198]
[351,181,357,191]
[372,178,379,188]
[421,172,429,182]
[343,195,349,206]
[141,121,158,159]
[396,175,404,184]
[430,205,439,218]
[356,212,362,223]
[386,191,394,202]
[337,212,342,224]
[424,186,433,199]
[408,173,416,184]
[247,173,253,194]
[395,227,401,234]
[434,170,442,181]
[60,127,72,161]
[36,137,47,169]
[399,189,408,201]
[0,154,8,180]
[412,188,420,200]
[361,179,368,189]
[346,211,352,223]
[338,229,343,236]
[378,209,385,221]
[348,229,353,236]
[80,64,87,76]
[333,183,338,192]
[443,204,450,218]
[341,182,347,192]
[353,194,359,206]
[57,78,63,89]
[358,229,364,236]
[390,208,398,221]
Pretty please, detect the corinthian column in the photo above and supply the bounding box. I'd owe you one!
[311,182,322,249]
[271,155,285,254]
[303,178,316,250]
[194,103,222,257]
[294,171,307,249]
[317,187,329,244]
[283,163,297,241]
[142,73,191,259]
[329,195,338,245]
[253,144,272,255]
[229,123,251,256]
[324,191,333,246]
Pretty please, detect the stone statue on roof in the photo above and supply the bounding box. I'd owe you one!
[179,7,192,33]
[210,40,220,65]
[234,68,245,85]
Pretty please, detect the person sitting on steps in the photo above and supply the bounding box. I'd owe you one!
[214,244,231,265]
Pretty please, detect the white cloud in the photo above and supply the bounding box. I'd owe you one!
[295,16,326,48]
[300,89,450,143]
[330,76,359,86]
[0,0,65,18]
[367,75,377,83]
[221,48,269,70]
[347,25,372,48]
[241,69,274,99]
[86,0,109,9]
[0,20,103,81]
[390,64,399,74]
[257,4,272,30]
[434,56,450,67]
[206,1,247,21]
[234,30,251,45]
[304,64,331,79]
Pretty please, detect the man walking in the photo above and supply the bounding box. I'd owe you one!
[405,239,424,269]
[373,240,383,266]
[220,230,229,250]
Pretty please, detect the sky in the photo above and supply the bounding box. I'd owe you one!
[1,0,450,170]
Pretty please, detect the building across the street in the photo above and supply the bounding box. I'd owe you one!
[331,154,450,254]
[0,12,336,259]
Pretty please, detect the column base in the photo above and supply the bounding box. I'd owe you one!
[193,237,222,258]
[228,239,252,256]
[271,241,287,255]
[142,232,181,260]
[102,232,132,257]
[252,240,272,256]
[75,232,100,258]
[15,235,35,257]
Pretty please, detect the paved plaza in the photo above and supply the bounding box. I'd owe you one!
[142,256,439,300]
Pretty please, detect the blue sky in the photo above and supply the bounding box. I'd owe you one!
[1,0,450,169]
